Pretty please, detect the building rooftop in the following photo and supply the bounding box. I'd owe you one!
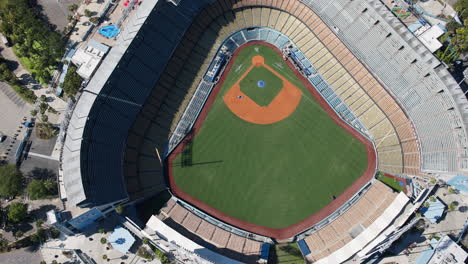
[108,226,136,254]
[417,25,445,53]
[421,197,446,224]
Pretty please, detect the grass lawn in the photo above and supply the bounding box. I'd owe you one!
[377,174,405,192]
[269,244,306,264]
[171,44,369,228]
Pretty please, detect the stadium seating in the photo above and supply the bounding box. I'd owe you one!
[157,199,263,262]
[303,181,398,262]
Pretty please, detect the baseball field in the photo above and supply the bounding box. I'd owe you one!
[169,43,371,231]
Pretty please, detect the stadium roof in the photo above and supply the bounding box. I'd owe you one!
[146,216,245,264]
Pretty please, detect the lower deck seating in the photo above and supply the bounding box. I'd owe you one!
[157,199,263,263]
[304,181,398,262]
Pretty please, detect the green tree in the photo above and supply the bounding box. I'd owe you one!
[448,187,455,194]
[14,230,23,239]
[448,202,457,211]
[0,164,23,197]
[154,248,170,264]
[89,16,99,24]
[41,114,48,123]
[100,237,107,244]
[62,65,82,96]
[454,0,468,21]
[35,122,58,140]
[27,179,56,199]
[0,1,65,84]
[49,227,60,239]
[7,202,28,223]
[31,227,46,243]
[39,102,48,114]
[0,62,14,82]
[0,234,9,253]
[115,205,124,214]
[68,4,78,12]
[98,228,105,234]
[84,9,92,18]
[30,109,37,116]
[36,219,44,228]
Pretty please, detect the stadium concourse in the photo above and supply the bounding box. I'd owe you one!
[59,0,468,263]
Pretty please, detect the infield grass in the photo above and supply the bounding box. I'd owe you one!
[171,44,369,229]
[240,66,282,106]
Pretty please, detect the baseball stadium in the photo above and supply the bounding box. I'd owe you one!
[60,0,468,263]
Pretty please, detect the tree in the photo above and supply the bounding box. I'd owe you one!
[448,202,457,211]
[115,205,124,214]
[142,237,149,245]
[14,230,23,239]
[39,102,48,114]
[41,114,48,123]
[0,234,9,253]
[36,219,44,228]
[0,1,65,84]
[154,248,170,264]
[89,16,99,24]
[448,187,455,194]
[68,4,79,12]
[100,237,107,244]
[35,122,58,139]
[0,164,23,197]
[84,9,92,18]
[7,202,28,223]
[30,109,37,116]
[454,0,468,21]
[0,62,14,82]
[62,65,82,96]
[31,228,46,243]
[27,179,56,199]
[98,228,105,234]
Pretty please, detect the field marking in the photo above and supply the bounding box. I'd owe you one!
[235,64,243,73]
[274,62,284,69]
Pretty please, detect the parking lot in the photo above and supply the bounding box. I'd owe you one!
[37,0,82,31]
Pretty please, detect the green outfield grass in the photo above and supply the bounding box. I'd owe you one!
[171,44,369,228]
